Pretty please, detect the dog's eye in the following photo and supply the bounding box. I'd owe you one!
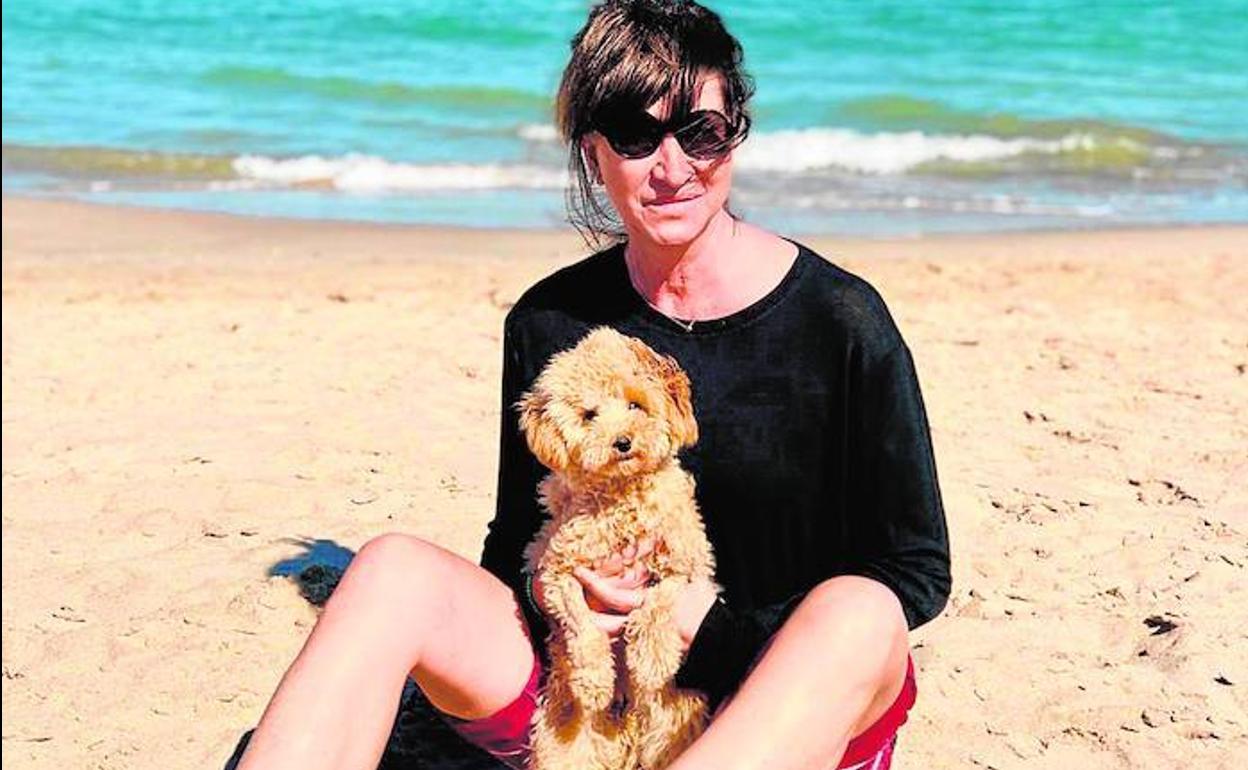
[628,401,644,412]
[582,408,597,422]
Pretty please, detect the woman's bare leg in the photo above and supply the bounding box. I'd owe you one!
[667,575,910,770]
[236,534,535,770]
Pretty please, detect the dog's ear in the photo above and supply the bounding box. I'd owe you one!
[517,389,569,472]
[626,337,698,449]
[662,364,698,449]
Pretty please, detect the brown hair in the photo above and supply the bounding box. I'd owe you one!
[555,0,755,245]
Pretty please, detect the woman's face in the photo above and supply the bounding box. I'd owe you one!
[585,75,735,248]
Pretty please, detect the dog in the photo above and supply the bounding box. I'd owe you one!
[518,327,716,770]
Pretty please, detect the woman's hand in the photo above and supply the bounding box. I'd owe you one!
[572,538,658,638]
[568,537,719,651]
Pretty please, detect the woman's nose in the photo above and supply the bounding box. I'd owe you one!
[651,134,693,186]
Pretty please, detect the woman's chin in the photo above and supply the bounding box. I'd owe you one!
[636,208,715,247]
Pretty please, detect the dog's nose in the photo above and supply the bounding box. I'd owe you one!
[613,436,632,454]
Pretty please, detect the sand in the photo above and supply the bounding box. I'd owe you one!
[2,196,1245,769]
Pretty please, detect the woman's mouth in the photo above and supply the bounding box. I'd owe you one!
[645,193,702,209]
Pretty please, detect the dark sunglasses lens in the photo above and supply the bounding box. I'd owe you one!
[675,112,734,159]
[605,114,664,159]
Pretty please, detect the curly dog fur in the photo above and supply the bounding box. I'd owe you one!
[519,327,717,770]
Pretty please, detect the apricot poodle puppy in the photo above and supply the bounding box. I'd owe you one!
[519,327,717,770]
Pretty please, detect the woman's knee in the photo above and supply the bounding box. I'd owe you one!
[788,576,908,663]
[353,532,441,570]
[328,533,448,612]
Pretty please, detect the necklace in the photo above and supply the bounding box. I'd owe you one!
[624,247,700,333]
[635,291,697,332]
[667,313,696,333]
[636,294,696,332]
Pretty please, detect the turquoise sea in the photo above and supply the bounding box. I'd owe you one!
[4,0,1247,235]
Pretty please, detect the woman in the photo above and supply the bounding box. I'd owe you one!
[235,2,950,769]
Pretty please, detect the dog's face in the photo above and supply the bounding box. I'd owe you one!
[518,328,697,479]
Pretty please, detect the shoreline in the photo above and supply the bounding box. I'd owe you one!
[7,193,1248,256]
[3,195,1245,769]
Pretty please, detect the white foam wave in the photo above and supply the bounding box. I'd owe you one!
[735,128,1127,174]
[232,153,567,192]
[506,122,1139,175]
[518,123,560,142]
[228,126,1147,193]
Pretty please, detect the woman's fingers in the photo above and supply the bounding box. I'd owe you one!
[583,536,663,607]
[586,566,647,605]
[636,537,656,559]
[595,553,625,577]
[575,545,660,636]
[592,536,665,574]
[575,566,645,613]
[616,561,654,588]
[589,609,628,637]
[629,563,654,586]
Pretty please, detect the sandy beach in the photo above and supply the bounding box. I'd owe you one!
[2,197,1245,769]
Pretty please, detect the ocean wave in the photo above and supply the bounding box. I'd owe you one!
[756,189,1114,218]
[229,133,1135,191]
[2,143,237,178]
[1,144,570,192]
[831,95,1167,143]
[509,120,1208,177]
[232,153,567,191]
[5,128,1237,199]
[735,128,1152,175]
[518,123,560,142]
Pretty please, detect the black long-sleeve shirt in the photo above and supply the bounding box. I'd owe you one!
[480,240,951,707]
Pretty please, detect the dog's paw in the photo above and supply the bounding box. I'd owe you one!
[624,601,684,692]
[568,670,615,713]
[626,635,683,693]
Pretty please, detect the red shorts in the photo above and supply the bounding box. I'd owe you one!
[441,654,916,769]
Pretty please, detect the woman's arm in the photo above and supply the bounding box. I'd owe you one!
[842,342,952,628]
[675,339,951,706]
[479,318,550,638]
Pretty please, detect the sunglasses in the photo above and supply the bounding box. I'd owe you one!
[593,109,740,161]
